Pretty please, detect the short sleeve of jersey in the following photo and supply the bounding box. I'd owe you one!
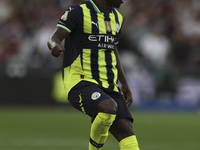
[114,10,124,45]
[114,22,123,45]
[57,5,80,33]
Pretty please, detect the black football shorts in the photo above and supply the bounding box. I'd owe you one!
[68,81,133,122]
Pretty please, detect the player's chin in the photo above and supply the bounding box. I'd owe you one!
[115,1,123,8]
[112,4,120,8]
[114,5,120,8]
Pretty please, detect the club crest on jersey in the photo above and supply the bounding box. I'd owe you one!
[91,92,101,100]
[61,11,69,21]
[116,23,120,33]
[105,21,112,32]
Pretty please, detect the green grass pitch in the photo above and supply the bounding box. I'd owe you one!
[0,106,200,150]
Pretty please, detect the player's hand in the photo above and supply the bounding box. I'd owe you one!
[121,84,133,107]
[51,45,65,57]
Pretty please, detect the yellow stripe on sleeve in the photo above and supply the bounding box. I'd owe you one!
[57,24,71,33]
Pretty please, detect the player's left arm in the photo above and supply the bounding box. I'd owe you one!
[114,46,133,107]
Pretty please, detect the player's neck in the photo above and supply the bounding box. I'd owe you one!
[93,0,111,13]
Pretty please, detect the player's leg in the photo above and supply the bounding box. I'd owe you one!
[89,98,118,150]
[67,81,118,150]
[110,119,140,150]
[107,92,140,150]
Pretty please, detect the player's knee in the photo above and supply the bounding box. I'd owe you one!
[97,99,118,114]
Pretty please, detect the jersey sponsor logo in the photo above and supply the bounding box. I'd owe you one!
[88,35,115,43]
[88,35,116,49]
[91,92,101,100]
[98,43,114,49]
[105,21,112,32]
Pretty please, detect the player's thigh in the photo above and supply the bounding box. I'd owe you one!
[68,81,112,119]
[109,92,133,122]
[108,92,134,141]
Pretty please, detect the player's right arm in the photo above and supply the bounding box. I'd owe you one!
[47,27,69,57]
[48,4,80,57]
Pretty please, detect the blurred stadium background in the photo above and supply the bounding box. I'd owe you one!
[0,0,200,150]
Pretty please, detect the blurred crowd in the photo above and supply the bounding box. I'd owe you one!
[0,0,200,106]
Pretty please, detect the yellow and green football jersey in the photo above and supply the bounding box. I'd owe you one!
[57,0,123,97]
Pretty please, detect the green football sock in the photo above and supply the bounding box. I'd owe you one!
[119,135,140,150]
[89,112,116,150]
